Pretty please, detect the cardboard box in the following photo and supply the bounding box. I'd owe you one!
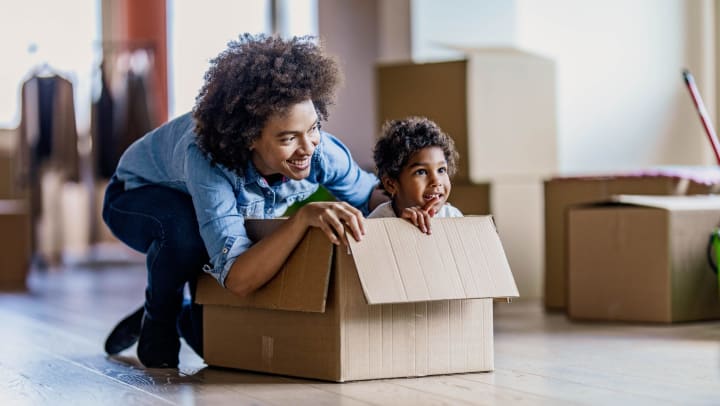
[377,50,557,183]
[567,195,720,322]
[544,173,720,311]
[197,216,518,382]
[0,200,31,290]
[0,128,21,199]
[448,182,491,215]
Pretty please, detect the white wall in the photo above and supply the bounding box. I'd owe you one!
[516,0,716,172]
[411,0,517,62]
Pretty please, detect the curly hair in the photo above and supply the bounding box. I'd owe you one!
[193,33,342,175]
[373,117,459,187]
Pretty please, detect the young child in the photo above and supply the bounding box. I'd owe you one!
[369,117,461,233]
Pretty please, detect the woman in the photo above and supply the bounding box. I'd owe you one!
[102,34,385,368]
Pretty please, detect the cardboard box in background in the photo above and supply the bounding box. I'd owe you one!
[197,217,518,382]
[0,152,13,199]
[544,173,720,311]
[0,200,31,290]
[0,128,22,200]
[449,183,491,215]
[567,195,720,322]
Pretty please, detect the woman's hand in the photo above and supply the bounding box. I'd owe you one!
[297,201,365,246]
[399,196,440,234]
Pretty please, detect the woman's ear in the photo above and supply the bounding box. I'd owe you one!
[382,176,398,198]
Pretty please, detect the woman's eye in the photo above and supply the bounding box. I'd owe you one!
[281,137,295,143]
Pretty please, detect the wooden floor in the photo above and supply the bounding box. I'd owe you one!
[1,248,719,405]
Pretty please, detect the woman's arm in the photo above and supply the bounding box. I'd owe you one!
[224,200,365,297]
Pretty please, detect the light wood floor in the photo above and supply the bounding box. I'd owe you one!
[1,249,719,405]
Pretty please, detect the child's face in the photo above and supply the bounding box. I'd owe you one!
[383,146,451,214]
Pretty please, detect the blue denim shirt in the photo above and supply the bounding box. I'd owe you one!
[115,112,378,286]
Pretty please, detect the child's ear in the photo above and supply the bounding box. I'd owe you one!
[382,176,398,197]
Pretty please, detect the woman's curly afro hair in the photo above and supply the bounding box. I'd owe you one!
[373,117,459,188]
[193,33,342,175]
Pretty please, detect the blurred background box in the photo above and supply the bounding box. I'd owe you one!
[0,200,31,290]
[448,183,490,215]
[567,195,720,322]
[0,128,24,200]
[545,170,720,312]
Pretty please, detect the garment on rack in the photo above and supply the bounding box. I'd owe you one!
[92,65,116,179]
[18,72,79,217]
[91,48,157,180]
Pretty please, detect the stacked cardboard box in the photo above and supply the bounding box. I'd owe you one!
[544,172,720,311]
[0,200,31,290]
[567,195,720,322]
[197,216,518,381]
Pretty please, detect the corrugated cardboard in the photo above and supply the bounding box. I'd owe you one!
[197,216,518,382]
[448,183,491,215]
[544,175,720,311]
[567,195,720,322]
[0,200,30,290]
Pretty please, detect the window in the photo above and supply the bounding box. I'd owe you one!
[0,0,100,132]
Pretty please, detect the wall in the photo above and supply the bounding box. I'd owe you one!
[318,0,379,169]
[516,0,716,172]
[411,0,517,62]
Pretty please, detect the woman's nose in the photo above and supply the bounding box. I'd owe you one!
[299,135,315,154]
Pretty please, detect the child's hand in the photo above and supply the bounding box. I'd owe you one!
[400,196,440,234]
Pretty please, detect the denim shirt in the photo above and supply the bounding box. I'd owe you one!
[115,112,378,286]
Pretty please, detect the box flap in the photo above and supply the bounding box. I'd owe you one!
[195,220,333,313]
[612,194,720,211]
[347,216,519,304]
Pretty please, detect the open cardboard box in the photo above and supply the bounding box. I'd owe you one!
[196,216,518,382]
[567,195,720,322]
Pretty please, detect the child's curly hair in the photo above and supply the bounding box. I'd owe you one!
[193,33,342,175]
[373,117,459,187]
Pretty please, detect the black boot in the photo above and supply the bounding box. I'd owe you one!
[104,306,144,355]
[137,312,180,368]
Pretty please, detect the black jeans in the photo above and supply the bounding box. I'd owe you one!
[102,176,204,355]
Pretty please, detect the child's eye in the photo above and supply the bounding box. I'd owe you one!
[414,169,427,176]
[438,167,447,174]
